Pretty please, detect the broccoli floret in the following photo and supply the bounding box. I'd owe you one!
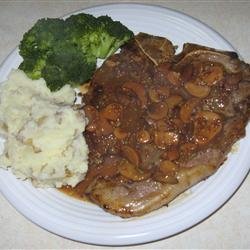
[19,18,65,79]
[19,55,46,79]
[94,15,134,58]
[65,13,98,32]
[64,13,99,55]
[41,42,96,91]
[18,13,134,91]
[65,14,133,59]
[19,18,65,57]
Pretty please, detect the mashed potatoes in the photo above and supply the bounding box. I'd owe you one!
[0,69,88,187]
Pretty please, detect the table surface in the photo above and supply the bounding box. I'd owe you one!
[0,1,249,249]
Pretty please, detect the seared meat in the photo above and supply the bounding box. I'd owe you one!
[89,164,217,217]
[73,33,250,217]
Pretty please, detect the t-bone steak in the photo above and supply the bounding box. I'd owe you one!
[72,33,250,217]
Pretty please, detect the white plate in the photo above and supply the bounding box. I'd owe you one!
[0,3,249,246]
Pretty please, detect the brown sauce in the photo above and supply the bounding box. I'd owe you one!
[59,36,248,202]
[59,185,90,201]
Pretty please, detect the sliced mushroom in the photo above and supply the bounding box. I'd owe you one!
[153,173,179,184]
[194,111,222,145]
[118,160,149,181]
[159,160,178,174]
[137,130,151,143]
[121,145,140,167]
[180,98,200,122]
[166,70,181,85]
[95,117,113,136]
[149,88,161,103]
[148,102,168,120]
[123,81,147,108]
[100,103,122,121]
[114,127,128,140]
[161,148,179,161]
[148,86,170,103]
[155,120,169,131]
[166,95,183,109]
[154,131,179,149]
[201,65,224,86]
[153,160,179,184]
[185,81,211,98]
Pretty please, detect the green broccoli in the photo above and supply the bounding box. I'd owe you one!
[42,42,96,91]
[19,18,65,57]
[18,13,134,91]
[19,55,46,79]
[68,15,134,59]
[64,13,99,55]
[94,15,134,58]
[19,18,65,79]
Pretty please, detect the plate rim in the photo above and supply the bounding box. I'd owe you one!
[0,2,249,246]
